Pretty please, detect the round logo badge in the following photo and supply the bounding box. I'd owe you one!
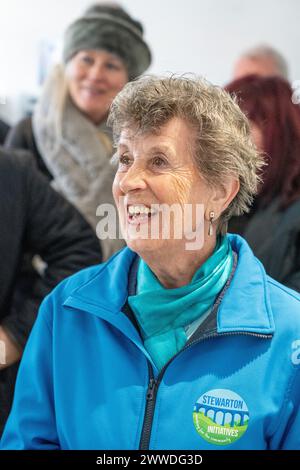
[193,389,249,446]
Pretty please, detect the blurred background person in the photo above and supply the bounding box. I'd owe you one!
[0,147,102,436]
[226,75,300,292]
[5,3,152,260]
[233,45,289,81]
[0,119,10,145]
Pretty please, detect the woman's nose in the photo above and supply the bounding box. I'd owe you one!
[119,165,147,193]
[87,64,106,82]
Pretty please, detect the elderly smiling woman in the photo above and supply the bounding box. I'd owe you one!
[1,76,300,450]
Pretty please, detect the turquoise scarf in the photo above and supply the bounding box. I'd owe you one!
[128,236,233,371]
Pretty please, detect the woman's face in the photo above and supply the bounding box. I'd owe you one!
[66,49,128,124]
[113,117,214,257]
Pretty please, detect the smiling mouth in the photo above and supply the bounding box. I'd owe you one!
[127,204,159,223]
[81,88,107,96]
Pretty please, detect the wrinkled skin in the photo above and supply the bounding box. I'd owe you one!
[113,117,239,288]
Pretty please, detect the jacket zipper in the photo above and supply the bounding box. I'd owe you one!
[139,366,157,450]
[138,329,272,450]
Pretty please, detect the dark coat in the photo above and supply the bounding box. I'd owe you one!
[229,198,300,292]
[0,120,10,145]
[5,116,51,179]
[0,148,102,434]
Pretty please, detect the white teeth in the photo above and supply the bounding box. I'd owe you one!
[128,205,156,215]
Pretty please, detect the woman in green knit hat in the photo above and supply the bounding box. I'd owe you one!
[5,3,152,260]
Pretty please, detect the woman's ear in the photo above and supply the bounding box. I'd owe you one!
[207,176,240,219]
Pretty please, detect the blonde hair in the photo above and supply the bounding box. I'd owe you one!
[35,64,69,144]
[108,75,264,233]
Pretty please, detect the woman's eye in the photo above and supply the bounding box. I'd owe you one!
[118,155,131,167]
[81,56,94,65]
[106,62,121,70]
[152,156,167,168]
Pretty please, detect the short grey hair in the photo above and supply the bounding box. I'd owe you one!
[242,45,289,79]
[108,75,264,234]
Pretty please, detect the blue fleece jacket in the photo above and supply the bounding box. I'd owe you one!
[1,235,300,450]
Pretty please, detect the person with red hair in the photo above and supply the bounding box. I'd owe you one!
[226,75,300,291]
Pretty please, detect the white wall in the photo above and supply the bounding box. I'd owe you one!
[0,0,299,123]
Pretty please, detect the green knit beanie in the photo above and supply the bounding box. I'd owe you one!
[63,4,152,80]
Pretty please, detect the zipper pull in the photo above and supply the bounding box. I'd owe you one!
[146,378,156,400]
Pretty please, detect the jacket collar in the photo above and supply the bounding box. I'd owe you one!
[63,235,275,337]
[63,248,153,362]
[217,234,274,334]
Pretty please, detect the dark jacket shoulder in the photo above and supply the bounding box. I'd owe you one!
[4,117,52,180]
[0,119,10,145]
[241,199,300,292]
[0,146,102,346]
